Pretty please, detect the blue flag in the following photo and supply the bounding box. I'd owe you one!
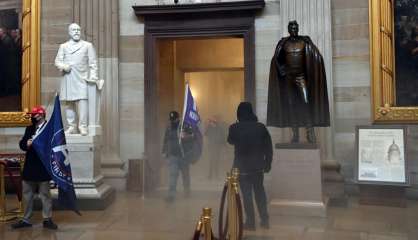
[181,84,203,163]
[32,95,80,215]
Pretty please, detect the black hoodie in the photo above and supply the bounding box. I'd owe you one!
[227,102,273,174]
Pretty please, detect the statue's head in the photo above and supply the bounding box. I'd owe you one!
[288,20,299,37]
[68,23,81,42]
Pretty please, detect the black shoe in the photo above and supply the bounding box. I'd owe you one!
[243,222,256,231]
[11,220,32,229]
[260,220,270,229]
[43,219,58,230]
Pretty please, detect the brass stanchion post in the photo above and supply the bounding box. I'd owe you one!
[230,168,239,240]
[219,168,243,240]
[202,208,213,240]
[227,171,235,240]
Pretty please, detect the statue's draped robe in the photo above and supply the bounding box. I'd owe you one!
[55,40,98,101]
[267,36,330,128]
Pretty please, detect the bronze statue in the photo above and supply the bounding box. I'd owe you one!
[267,21,330,143]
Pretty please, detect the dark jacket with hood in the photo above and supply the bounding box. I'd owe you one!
[162,121,183,158]
[19,123,52,182]
[162,121,201,164]
[227,102,273,174]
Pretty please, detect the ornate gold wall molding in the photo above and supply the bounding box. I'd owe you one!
[370,0,418,123]
[0,0,40,127]
[0,112,31,127]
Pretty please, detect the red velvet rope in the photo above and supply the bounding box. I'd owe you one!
[0,161,22,201]
[218,182,244,240]
[235,191,244,240]
[192,227,202,240]
[218,182,228,240]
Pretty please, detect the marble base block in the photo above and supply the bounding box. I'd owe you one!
[50,135,115,210]
[270,146,326,217]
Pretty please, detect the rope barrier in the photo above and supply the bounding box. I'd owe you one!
[218,182,228,240]
[193,168,243,240]
[192,219,203,240]
[192,208,217,240]
[234,191,243,240]
[217,168,243,240]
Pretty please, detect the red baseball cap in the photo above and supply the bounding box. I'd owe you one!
[29,106,46,115]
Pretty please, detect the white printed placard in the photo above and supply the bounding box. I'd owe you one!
[357,127,407,184]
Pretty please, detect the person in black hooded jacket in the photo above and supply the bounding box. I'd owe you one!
[227,102,273,230]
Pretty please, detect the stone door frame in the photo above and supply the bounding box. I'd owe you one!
[134,0,265,188]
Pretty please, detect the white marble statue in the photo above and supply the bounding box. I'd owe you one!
[55,23,104,136]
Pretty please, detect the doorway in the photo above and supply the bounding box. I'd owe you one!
[156,37,244,191]
[137,2,261,193]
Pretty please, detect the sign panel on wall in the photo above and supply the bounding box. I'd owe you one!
[356,126,408,185]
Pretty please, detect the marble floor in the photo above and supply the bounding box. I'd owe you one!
[0,191,417,240]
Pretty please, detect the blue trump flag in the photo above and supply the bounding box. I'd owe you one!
[180,84,203,163]
[32,95,80,215]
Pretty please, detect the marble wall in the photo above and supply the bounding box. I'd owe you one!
[119,0,145,164]
[331,0,371,185]
[332,0,418,196]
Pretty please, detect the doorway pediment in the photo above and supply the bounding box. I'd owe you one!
[133,0,265,17]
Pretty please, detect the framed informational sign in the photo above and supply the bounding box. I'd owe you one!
[356,126,408,185]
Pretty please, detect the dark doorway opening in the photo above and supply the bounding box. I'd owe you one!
[134,0,264,192]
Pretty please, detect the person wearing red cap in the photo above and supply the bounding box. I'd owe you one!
[11,106,58,230]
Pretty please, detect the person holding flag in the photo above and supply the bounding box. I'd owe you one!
[11,106,58,230]
[180,83,203,166]
[162,84,203,203]
[12,95,79,229]
[162,111,191,203]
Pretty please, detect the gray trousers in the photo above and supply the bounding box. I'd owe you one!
[168,156,190,198]
[22,181,52,221]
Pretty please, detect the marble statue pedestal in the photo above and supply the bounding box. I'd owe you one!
[270,144,326,217]
[51,135,115,210]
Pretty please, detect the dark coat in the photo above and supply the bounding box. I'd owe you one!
[228,103,273,174]
[267,36,330,127]
[162,123,202,164]
[19,125,52,182]
[162,123,183,158]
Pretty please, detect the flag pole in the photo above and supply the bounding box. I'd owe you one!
[181,82,189,133]
[179,82,189,158]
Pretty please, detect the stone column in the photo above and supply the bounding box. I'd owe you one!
[279,0,344,200]
[73,0,126,190]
